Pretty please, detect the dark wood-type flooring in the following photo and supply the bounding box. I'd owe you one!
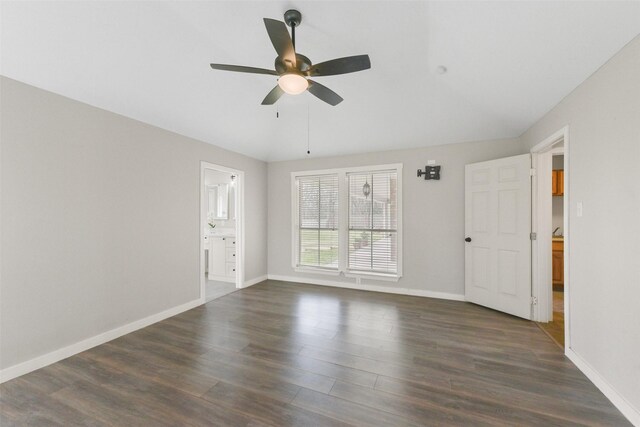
[1,280,629,426]
[537,291,565,349]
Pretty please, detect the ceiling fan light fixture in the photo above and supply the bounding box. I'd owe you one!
[209,10,370,105]
[278,73,308,95]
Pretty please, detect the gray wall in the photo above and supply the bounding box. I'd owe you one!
[268,139,525,296]
[521,36,640,414]
[0,77,268,369]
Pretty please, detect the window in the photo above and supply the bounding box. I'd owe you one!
[348,171,398,274]
[292,164,402,279]
[296,174,339,270]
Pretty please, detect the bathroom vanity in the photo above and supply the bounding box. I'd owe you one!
[208,234,236,282]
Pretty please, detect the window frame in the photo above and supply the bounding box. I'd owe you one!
[294,173,340,273]
[291,163,403,281]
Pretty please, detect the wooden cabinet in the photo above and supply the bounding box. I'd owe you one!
[552,240,564,289]
[558,170,564,195]
[552,170,564,196]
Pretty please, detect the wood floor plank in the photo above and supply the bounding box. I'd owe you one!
[373,374,584,427]
[0,378,108,427]
[0,280,630,426]
[240,343,379,388]
[292,387,421,427]
[449,374,630,424]
[80,342,221,397]
[299,345,452,389]
[329,380,496,426]
[447,375,630,426]
[198,350,335,393]
[192,354,304,403]
[202,381,351,426]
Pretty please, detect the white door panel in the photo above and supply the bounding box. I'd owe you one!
[465,154,532,319]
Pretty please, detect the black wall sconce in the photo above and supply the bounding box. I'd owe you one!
[417,165,441,180]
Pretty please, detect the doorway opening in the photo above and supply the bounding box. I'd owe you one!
[200,162,244,302]
[531,127,569,350]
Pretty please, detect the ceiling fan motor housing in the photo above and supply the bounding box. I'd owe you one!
[284,9,302,27]
[275,54,312,74]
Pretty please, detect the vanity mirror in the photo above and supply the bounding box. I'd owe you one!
[207,183,229,220]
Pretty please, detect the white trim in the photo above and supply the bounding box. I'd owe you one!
[566,349,640,426]
[0,298,202,384]
[562,129,571,350]
[531,150,554,322]
[292,268,402,282]
[530,126,567,153]
[531,139,563,319]
[292,163,404,178]
[294,267,340,276]
[267,274,464,301]
[200,161,245,301]
[344,271,401,282]
[291,174,299,270]
[241,274,268,289]
[395,163,404,276]
[530,126,571,349]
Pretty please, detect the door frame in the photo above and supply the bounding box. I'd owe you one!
[200,161,245,303]
[530,126,570,350]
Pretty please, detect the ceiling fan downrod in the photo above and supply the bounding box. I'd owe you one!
[291,23,295,50]
[284,9,302,50]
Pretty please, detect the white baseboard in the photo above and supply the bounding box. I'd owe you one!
[242,274,268,289]
[566,348,639,426]
[267,274,465,301]
[0,298,203,384]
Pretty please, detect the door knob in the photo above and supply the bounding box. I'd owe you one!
[465,237,472,242]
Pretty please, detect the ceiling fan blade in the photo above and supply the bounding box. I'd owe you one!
[261,85,285,105]
[307,80,343,106]
[210,63,278,75]
[308,55,371,77]
[263,18,296,67]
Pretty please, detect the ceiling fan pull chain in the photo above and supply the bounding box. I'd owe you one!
[276,105,279,118]
[307,102,311,155]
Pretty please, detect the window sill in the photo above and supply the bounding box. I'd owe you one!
[294,267,341,276]
[344,271,402,282]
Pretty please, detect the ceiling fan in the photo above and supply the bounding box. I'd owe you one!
[209,9,371,106]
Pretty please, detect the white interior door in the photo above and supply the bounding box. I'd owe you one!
[465,154,532,319]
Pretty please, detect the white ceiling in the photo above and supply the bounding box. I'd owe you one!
[2,1,639,161]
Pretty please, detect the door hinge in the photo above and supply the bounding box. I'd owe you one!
[530,232,537,240]
[531,296,538,305]
[529,168,536,176]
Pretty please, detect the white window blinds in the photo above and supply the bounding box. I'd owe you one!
[348,171,398,274]
[297,174,339,269]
